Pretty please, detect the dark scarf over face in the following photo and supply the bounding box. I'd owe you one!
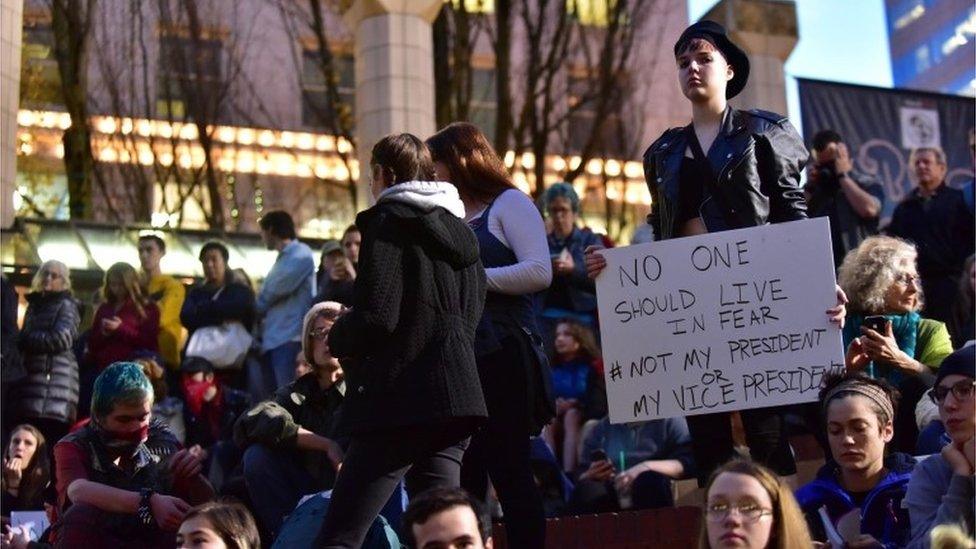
[90,418,150,458]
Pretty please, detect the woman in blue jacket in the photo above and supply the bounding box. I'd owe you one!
[795,372,915,548]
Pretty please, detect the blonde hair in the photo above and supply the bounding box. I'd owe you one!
[698,460,813,549]
[102,262,151,319]
[838,236,923,315]
[30,260,71,293]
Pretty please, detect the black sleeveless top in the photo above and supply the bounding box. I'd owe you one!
[676,127,718,227]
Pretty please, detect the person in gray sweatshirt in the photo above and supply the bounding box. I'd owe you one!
[905,345,975,547]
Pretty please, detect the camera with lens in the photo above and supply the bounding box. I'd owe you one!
[814,163,839,191]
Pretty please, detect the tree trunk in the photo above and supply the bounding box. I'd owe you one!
[51,0,96,220]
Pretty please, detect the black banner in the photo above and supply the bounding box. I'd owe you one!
[797,78,975,223]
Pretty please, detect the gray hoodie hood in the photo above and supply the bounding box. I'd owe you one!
[377,181,466,219]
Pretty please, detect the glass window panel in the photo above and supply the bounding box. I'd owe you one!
[77,227,140,271]
[31,223,95,271]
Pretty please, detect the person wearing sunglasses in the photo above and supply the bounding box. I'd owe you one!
[699,459,812,548]
[233,301,346,539]
[795,373,914,548]
[905,345,976,547]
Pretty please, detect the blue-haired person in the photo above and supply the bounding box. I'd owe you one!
[51,361,214,548]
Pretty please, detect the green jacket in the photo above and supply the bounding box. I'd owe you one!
[234,373,345,485]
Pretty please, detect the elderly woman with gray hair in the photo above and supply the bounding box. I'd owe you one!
[9,260,81,453]
[839,235,954,453]
[539,182,604,343]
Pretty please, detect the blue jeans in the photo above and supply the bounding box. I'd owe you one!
[263,341,302,393]
[244,445,321,538]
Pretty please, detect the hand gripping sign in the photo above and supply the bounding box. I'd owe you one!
[595,218,845,423]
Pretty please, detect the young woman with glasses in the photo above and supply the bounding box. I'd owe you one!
[906,346,976,546]
[699,460,812,548]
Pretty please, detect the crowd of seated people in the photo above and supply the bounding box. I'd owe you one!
[1,135,974,549]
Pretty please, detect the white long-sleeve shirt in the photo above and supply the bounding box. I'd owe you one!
[466,189,552,295]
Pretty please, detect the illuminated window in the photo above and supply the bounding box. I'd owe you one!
[156,34,224,120]
[469,68,497,143]
[20,21,62,108]
[301,51,355,131]
[568,0,611,27]
[449,0,494,14]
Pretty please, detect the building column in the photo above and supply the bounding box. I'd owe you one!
[343,0,442,209]
[1,0,24,228]
[702,0,799,115]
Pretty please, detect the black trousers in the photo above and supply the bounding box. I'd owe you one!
[462,342,546,549]
[687,406,796,485]
[316,423,471,548]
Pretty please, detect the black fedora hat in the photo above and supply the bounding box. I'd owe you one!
[674,20,750,99]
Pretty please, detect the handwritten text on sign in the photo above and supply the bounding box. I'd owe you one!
[595,218,844,423]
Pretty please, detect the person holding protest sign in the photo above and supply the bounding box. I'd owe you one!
[839,236,954,453]
[795,373,915,548]
[428,122,553,548]
[699,459,813,549]
[586,20,847,486]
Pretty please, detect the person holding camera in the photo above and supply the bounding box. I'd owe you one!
[804,130,884,269]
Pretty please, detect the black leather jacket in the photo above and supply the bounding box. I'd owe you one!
[644,107,809,240]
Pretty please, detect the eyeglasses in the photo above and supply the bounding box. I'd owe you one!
[40,270,62,280]
[895,272,921,287]
[705,503,773,523]
[309,328,330,341]
[930,380,976,404]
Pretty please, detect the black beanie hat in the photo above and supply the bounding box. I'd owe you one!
[935,345,976,386]
[674,20,750,99]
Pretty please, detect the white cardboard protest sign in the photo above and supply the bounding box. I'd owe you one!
[595,218,845,423]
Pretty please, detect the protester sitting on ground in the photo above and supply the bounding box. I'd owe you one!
[177,500,260,549]
[52,362,214,548]
[572,413,694,514]
[905,346,976,548]
[256,211,316,393]
[9,260,80,457]
[542,319,607,474]
[137,234,186,371]
[538,182,603,343]
[402,487,493,549]
[87,262,160,371]
[179,355,250,490]
[839,236,954,453]
[313,239,355,307]
[2,424,50,514]
[234,301,345,539]
[294,349,312,379]
[128,354,187,444]
[947,255,975,349]
[795,372,914,548]
[699,460,813,549]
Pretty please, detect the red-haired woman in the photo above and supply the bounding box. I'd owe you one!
[428,122,553,547]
